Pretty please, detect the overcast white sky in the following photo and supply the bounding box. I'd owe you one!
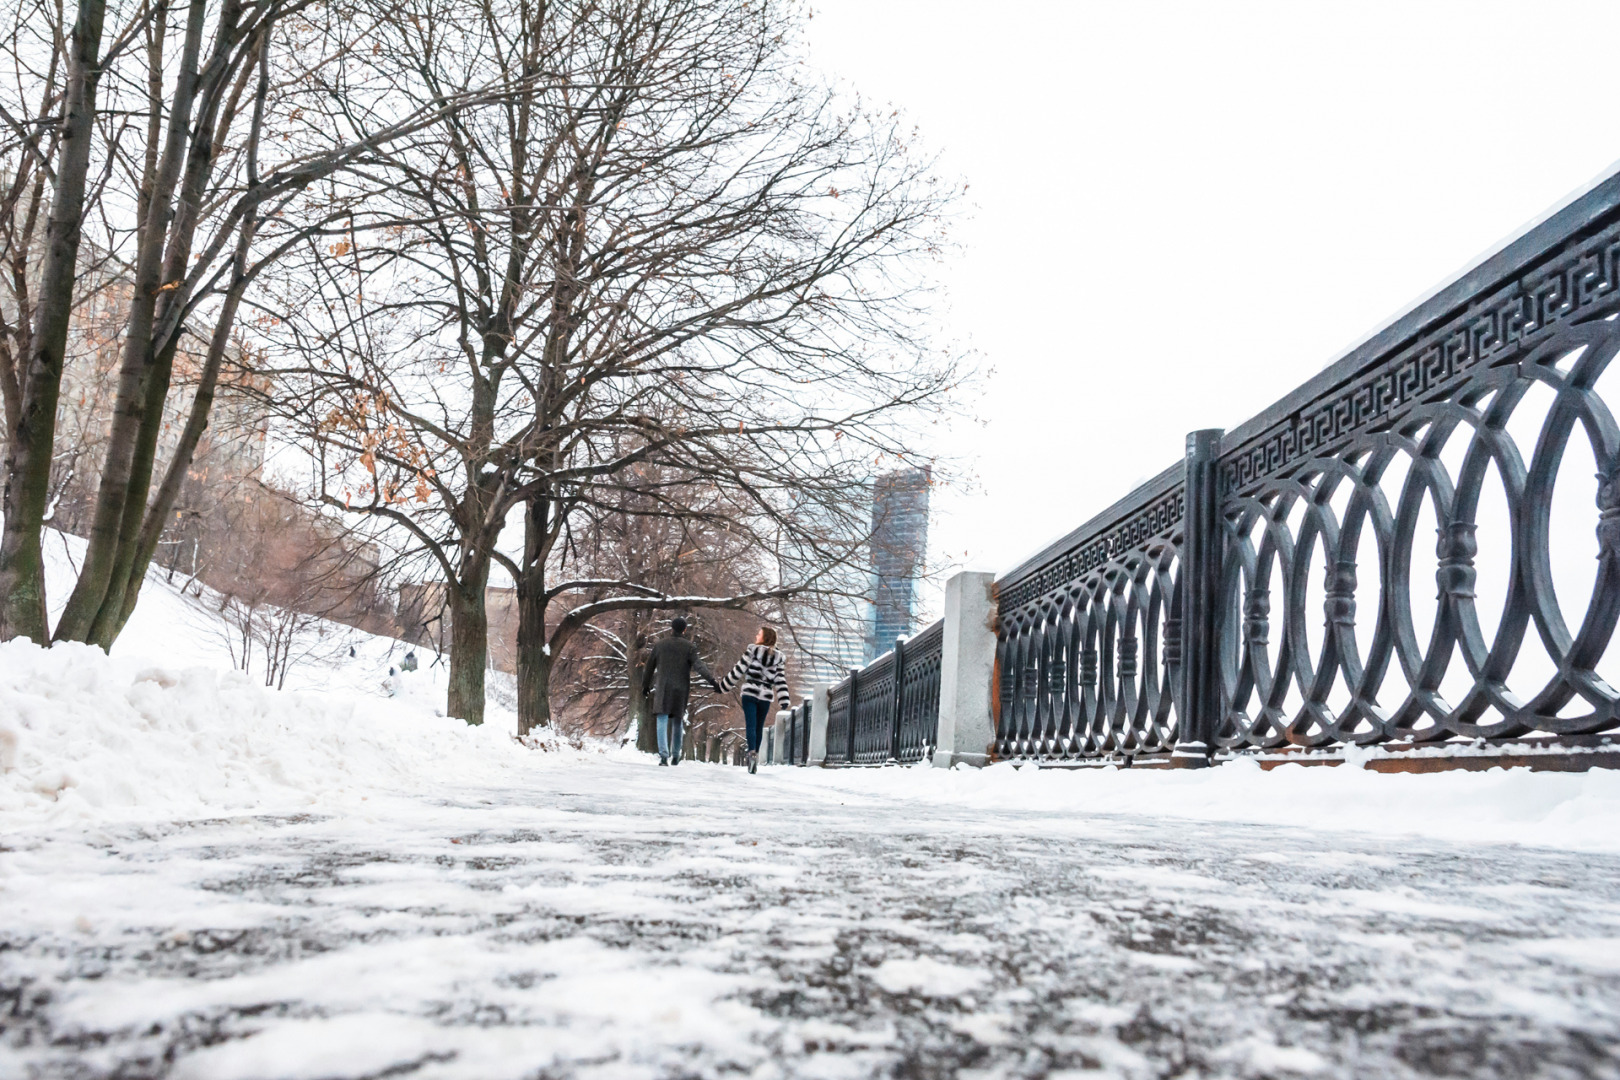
[799,0,1620,612]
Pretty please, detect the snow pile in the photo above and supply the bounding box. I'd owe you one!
[788,754,1620,853]
[0,639,531,826]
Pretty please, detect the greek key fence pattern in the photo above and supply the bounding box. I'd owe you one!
[1220,319,1620,747]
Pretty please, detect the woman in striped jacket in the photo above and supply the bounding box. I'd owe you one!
[717,626,791,774]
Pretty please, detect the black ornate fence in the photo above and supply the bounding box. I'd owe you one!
[782,698,812,765]
[994,174,1620,764]
[824,619,945,765]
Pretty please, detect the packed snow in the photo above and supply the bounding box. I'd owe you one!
[5,740,1620,1078]
[3,538,1620,1077]
[0,638,525,826]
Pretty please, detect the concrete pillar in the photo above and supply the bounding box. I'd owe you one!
[808,683,830,764]
[772,710,789,766]
[934,570,999,768]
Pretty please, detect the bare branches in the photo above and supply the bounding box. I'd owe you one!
[263,0,967,729]
[0,0,546,651]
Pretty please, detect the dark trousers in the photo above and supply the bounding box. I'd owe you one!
[742,696,770,753]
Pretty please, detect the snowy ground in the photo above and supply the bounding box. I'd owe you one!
[4,542,1620,1078]
[6,750,1620,1079]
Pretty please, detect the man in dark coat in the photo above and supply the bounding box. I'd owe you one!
[641,616,719,765]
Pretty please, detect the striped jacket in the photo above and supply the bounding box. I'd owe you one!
[718,643,791,710]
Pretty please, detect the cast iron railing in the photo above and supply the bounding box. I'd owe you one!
[994,173,1620,762]
[798,698,812,762]
[824,620,945,765]
[826,679,852,764]
[995,466,1184,760]
[783,698,812,765]
[895,621,944,762]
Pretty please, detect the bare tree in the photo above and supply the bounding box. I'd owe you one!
[0,0,506,648]
[271,0,963,729]
[0,0,122,639]
[545,469,765,743]
[0,0,66,455]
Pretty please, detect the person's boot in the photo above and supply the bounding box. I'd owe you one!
[747,750,758,775]
[658,757,668,766]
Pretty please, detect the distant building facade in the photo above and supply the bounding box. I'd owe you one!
[790,622,868,689]
[868,465,930,660]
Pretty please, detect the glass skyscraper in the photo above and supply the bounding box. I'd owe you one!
[868,465,930,660]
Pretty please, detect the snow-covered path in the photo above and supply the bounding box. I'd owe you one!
[5,757,1620,1080]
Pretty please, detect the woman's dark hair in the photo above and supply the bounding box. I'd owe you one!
[759,626,777,647]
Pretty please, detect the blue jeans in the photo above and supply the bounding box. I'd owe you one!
[741,697,770,753]
[656,713,683,761]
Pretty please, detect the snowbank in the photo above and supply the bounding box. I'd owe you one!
[5,612,1617,857]
[785,753,1620,853]
[0,639,531,827]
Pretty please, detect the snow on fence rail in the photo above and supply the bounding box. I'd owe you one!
[808,167,1620,773]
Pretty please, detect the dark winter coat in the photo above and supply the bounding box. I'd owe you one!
[640,635,718,721]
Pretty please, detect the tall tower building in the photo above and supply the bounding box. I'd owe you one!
[868,465,930,660]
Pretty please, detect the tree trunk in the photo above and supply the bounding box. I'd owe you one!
[84,330,180,646]
[446,566,489,726]
[84,14,243,646]
[0,0,107,642]
[631,642,655,753]
[53,0,209,646]
[513,494,551,736]
[515,576,550,737]
[103,223,253,643]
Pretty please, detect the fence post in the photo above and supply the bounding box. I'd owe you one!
[1173,428,1223,767]
[808,687,829,764]
[846,666,859,763]
[887,636,906,763]
[934,570,998,768]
